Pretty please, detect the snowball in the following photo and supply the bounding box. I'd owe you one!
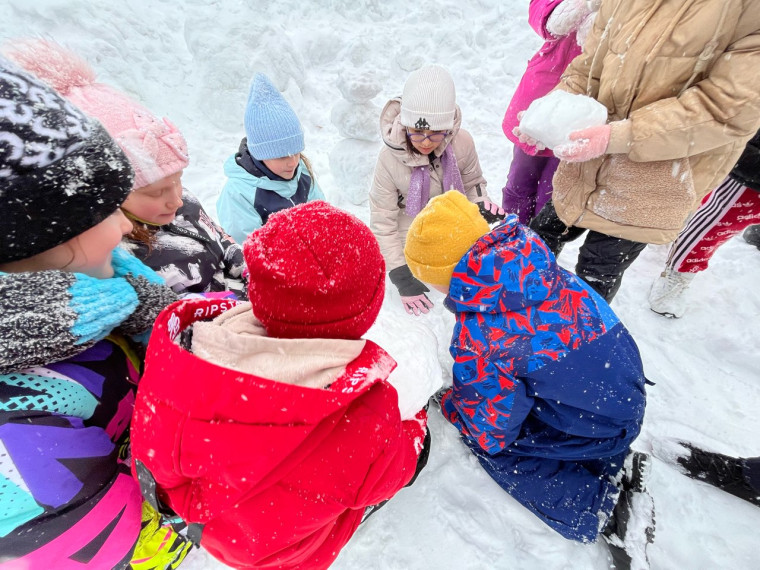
[519,90,608,150]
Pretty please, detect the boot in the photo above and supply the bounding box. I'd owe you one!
[743,224,760,249]
[602,451,656,570]
[620,451,653,493]
[654,440,760,507]
[648,268,696,318]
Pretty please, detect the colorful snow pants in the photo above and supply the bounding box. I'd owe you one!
[666,177,760,273]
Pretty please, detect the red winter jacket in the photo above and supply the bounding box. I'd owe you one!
[130,298,427,570]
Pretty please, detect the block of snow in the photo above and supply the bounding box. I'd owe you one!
[365,303,443,420]
[519,90,608,150]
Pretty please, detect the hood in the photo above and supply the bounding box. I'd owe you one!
[222,139,305,199]
[379,97,463,168]
[448,215,569,314]
[191,302,367,390]
[140,297,397,427]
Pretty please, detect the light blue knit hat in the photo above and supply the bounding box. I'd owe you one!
[244,73,305,160]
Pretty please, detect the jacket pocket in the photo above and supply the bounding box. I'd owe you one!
[553,157,605,226]
[590,155,696,231]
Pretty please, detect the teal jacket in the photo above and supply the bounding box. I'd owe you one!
[217,143,325,244]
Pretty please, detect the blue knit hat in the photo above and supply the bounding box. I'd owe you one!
[244,73,305,160]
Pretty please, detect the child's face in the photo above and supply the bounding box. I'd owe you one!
[407,129,447,155]
[430,282,449,295]
[26,209,133,278]
[263,154,300,180]
[122,171,184,225]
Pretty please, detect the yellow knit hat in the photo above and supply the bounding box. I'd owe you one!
[404,191,490,287]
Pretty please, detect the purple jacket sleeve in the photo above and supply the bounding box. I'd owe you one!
[529,0,566,40]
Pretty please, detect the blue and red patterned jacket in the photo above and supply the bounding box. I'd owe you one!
[440,216,647,458]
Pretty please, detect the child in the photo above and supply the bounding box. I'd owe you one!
[130,201,430,570]
[519,0,760,303]
[216,73,325,245]
[648,129,760,318]
[501,0,599,224]
[0,58,186,568]
[7,40,248,299]
[370,64,498,316]
[404,191,653,568]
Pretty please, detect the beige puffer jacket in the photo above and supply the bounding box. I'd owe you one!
[369,98,487,271]
[553,0,760,244]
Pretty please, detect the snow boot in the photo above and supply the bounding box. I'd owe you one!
[653,440,760,507]
[648,268,696,318]
[620,451,653,494]
[743,224,760,249]
[602,451,656,570]
[431,386,451,406]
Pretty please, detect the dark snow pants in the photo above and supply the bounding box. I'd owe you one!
[744,457,760,495]
[467,439,625,543]
[529,201,647,303]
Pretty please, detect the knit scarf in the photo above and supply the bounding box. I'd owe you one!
[406,144,465,217]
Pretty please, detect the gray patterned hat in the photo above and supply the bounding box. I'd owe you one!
[0,57,134,263]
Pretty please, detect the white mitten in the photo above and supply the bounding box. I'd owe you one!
[546,0,591,38]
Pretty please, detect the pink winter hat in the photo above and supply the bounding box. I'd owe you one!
[5,39,189,189]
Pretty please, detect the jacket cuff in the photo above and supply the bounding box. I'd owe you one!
[606,120,633,154]
[389,265,430,296]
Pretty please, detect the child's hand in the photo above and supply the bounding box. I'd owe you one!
[401,294,434,316]
[478,200,507,224]
[481,200,505,216]
[513,111,546,151]
[553,124,611,162]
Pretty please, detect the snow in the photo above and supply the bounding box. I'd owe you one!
[5,1,760,569]
[520,90,608,150]
[365,298,443,420]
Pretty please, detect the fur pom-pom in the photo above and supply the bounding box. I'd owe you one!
[3,38,97,94]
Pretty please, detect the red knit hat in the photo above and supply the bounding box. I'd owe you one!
[244,201,385,339]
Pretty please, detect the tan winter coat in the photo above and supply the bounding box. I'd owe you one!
[370,98,488,270]
[553,0,760,244]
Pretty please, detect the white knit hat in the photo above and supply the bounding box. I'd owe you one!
[400,65,456,131]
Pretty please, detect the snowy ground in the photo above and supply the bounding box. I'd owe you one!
[5,1,760,568]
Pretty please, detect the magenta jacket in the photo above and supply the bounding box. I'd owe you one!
[502,0,583,157]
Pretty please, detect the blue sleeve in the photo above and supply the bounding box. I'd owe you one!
[216,178,264,245]
[0,270,138,374]
[308,177,326,201]
[445,345,533,455]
